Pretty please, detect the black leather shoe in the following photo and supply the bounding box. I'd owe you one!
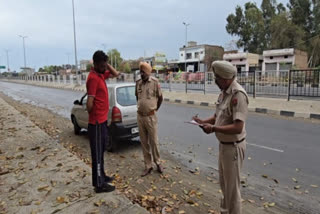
[141,167,153,177]
[105,176,115,183]
[95,184,115,193]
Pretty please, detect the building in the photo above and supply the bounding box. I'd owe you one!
[223,51,261,72]
[144,52,167,71]
[80,60,93,71]
[262,48,308,72]
[179,41,224,72]
[20,67,35,76]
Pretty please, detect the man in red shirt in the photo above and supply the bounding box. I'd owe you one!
[86,50,120,193]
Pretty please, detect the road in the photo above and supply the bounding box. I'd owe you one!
[1,81,319,213]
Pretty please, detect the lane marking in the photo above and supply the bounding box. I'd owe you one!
[247,142,284,153]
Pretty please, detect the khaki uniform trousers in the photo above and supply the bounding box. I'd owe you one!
[219,141,246,214]
[137,114,160,169]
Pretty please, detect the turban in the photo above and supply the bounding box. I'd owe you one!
[212,60,237,79]
[139,62,152,75]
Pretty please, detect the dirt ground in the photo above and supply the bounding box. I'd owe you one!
[0,92,288,214]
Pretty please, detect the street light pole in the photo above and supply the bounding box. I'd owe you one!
[18,35,28,68]
[5,50,10,72]
[72,0,79,83]
[183,22,190,72]
[183,22,190,93]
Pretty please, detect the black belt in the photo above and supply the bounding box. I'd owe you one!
[220,138,245,145]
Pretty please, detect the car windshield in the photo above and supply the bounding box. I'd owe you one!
[116,86,137,106]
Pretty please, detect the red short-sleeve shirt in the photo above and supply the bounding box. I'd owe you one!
[86,69,110,124]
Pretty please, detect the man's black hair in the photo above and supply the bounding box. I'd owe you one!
[93,50,109,64]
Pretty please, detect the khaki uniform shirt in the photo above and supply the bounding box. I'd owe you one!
[215,80,249,142]
[135,76,162,114]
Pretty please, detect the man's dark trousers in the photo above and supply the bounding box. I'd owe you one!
[88,121,108,188]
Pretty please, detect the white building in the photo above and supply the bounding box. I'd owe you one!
[179,41,224,72]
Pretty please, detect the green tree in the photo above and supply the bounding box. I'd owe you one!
[226,3,266,53]
[107,49,123,71]
[287,0,313,39]
[276,3,286,13]
[312,0,320,34]
[123,62,131,73]
[270,12,306,49]
[86,63,92,72]
[261,0,276,45]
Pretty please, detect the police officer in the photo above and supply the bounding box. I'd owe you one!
[193,61,248,214]
[135,62,164,177]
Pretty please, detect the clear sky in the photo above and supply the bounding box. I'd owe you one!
[0,0,287,72]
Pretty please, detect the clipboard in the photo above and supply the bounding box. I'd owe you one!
[184,120,203,126]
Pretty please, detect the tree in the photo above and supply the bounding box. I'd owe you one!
[276,3,286,13]
[226,3,266,53]
[225,0,320,67]
[287,0,313,40]
[123,63,131,73]
[38,65,63,74]
[107,49,123,71]
[261,0,277,45]
[270,12,306,49]
[313,0,320,34]
[86,63,92,72]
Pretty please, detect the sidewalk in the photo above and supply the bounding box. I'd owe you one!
[162,91,320,120]
[2,79,320,119]
[0,97,148,214]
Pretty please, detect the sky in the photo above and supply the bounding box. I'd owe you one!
[0,0,287,72]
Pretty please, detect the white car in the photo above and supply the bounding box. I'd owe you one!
[71,82,139,151]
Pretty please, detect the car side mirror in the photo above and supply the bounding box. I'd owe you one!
[74,100,80,105]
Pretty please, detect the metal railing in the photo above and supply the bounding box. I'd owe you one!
[185,72,206,94]
[2,70,320,100]
[288,69,320,100]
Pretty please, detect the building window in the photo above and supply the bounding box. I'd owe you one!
[181,53,183,56]
[195,52,199,58]
[229,60,232,62]
[240,59,243,62]
[284,55,288,59]
[270,56,274,59]
[186,53,192,59]
[200,51,204,54]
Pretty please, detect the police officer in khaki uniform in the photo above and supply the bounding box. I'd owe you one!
[136,62,164,177]
[193,61,248,214]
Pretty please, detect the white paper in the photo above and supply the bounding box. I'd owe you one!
[184,120,202,126]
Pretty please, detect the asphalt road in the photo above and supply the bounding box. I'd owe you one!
[1,81,319,213]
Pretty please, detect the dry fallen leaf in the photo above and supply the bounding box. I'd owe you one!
[310,185,318,188]
[37,185,50,192]
[56,197,65,204]
[294,185,301,190]
[269,202,275,207]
